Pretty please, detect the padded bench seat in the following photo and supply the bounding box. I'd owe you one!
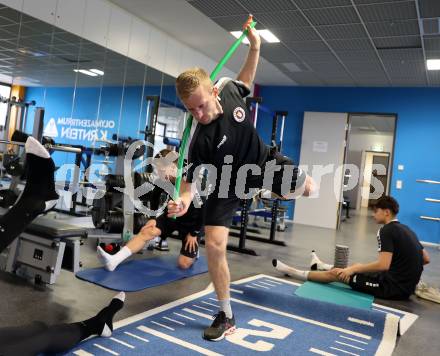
[26,216,88,239]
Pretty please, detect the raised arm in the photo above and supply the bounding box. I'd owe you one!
[236,16,261,89]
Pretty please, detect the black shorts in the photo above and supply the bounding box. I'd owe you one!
[204,152,305,227]
[204,196,242,227]
[155,215,200,259]
[349,273,410,300]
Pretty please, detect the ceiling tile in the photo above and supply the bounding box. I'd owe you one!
[366,20,420,37]
[294,0,352,9]
[1,24,20,36]
[260,43,300,63]
[384,60,426,77]
[378,48,424,61]
[345,60,384,74]
[211,15,247,31]
[357,2,417,22]
[422,18,439,35]
[285,71,324,85]
[424,37,440,51]
[190,0,247,18]
[427,70,440,85]
[425,49,440,59]
[285,40,329,52]
[317,24,368,39]
[374,36,421,49]
[391,77,427,86]
[297,50,337,62]
[353,0,412,4]
[272,27,321,41]
[303,6,360,26]
[0,15,18,27]
[419,0,440,18]
[327,38,373,50]
[21,21,54,35]
[254,11,309,28]
[0,7,21,23]
[238,0,297,12]
[0,40,17,50]
[336,49,379,62]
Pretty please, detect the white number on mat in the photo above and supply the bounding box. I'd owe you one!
[226,319,293,352]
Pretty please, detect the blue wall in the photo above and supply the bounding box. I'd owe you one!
[23,84,440,243]
[24,85,179,171]
[257,86,440,244]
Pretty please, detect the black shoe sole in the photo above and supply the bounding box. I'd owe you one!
[203,326,236,342]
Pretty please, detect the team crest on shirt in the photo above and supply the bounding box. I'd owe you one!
[233,107,246,122]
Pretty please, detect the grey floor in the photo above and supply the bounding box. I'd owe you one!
[0,208,439,355]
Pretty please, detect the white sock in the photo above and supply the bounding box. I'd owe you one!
[97,246,132,271]
[272,259,309,281]
[25,136,50,158]
[219,299,233,319]
[310,251,333,271]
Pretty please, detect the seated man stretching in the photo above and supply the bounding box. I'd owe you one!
[97,149,204,271]
[273,196,430,300]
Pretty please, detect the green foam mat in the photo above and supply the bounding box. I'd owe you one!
[294,281,374,310]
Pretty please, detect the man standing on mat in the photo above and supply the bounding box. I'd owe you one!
[168,16,315,341]
[273,196,430,300]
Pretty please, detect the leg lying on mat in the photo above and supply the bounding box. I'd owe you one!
[273,196,429,300]
[0,137,59,253]
[98,220,161,271]
[272,259,340,283]
[0,292,125,356]
[273,257,410,299]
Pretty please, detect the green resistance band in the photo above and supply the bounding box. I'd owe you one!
[172,20,257,214]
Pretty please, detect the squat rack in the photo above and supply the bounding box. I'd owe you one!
[227,96,289,255]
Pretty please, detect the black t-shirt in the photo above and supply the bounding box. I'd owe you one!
[377,220,424,295]
[187,78,269,196]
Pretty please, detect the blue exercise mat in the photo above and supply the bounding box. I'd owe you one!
[64,275,406,356]
[76,255,208,292]
[295,281,374,310]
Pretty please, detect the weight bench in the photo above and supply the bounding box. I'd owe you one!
[1,216,87,285]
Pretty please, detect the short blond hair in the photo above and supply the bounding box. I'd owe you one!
[176,67,212,100]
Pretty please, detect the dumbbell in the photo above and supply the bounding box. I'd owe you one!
[105,174,125,192]
[104,211,124,233]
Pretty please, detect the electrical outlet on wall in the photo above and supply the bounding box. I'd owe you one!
[396,180,403,189]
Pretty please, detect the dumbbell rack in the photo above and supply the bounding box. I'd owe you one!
[91,140,150,244]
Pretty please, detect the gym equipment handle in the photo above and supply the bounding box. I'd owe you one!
[0,139,82,153]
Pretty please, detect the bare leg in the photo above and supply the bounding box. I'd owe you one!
[308,270,340,283]
[205,226,232,316]
[125,233,156,253]
[273,259,346,285]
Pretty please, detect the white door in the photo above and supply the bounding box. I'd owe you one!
[294,112,348,229]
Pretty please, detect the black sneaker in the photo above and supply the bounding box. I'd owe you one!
[203,312,236,341]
